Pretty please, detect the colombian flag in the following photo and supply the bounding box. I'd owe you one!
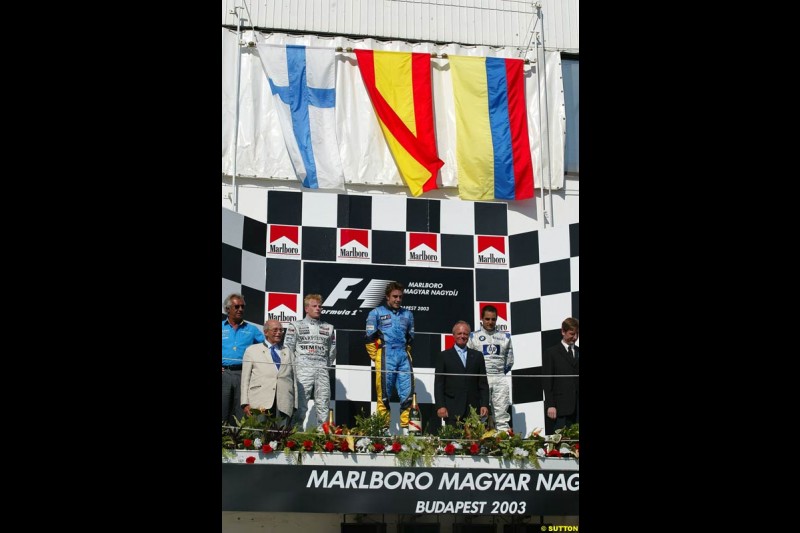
[449,55,534,201]
[355,49,444,197]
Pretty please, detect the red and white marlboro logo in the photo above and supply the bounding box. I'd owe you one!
[477,302,510,332]
[267,292,299,324]
[475,235,508,266]
[407,232,439,264]
[338,228,370,262]
[268,225,300,257]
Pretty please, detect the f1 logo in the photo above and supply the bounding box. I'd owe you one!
[323,278,394,308]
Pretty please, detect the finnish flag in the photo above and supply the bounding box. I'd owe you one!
[257,44,345,189]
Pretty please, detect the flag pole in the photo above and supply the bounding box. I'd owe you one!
[537,4,554,228]
[230,4,246,213]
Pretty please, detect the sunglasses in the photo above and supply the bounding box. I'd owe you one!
[232,304,245,309]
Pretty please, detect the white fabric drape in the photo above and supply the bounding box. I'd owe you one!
[222,29,566,191]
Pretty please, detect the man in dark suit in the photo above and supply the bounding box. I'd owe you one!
[542,317,579,434]
[434,321,490,427]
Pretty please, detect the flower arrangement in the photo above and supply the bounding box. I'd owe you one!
[222,407,579,467]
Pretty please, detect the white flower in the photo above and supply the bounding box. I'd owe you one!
[452,442,462,450]
[269,441,279,450]
[253,438,262,449]
[536,448,546,457]
[401,444,409,451]
[356,437,372,451]
[559,445,571,455]
[513,447,529,458]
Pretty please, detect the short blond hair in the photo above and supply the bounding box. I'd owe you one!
[304,294,322,307]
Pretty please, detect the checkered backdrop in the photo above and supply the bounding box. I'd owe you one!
[222,190,578,434]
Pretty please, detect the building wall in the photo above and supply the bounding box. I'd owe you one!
[222,0,579,52]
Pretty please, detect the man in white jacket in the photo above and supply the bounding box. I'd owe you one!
[240,319,299,426]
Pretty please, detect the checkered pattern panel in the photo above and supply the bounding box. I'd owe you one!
[222,194,578,434]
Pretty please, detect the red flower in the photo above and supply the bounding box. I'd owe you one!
[507,429,514,436]
[285,440,297,450]
[444,443,456,455]
[373,442,385,452]
[324,441,335,452]
[469,443,480,455]
[546,449,562,457]
[391,441,403,453]
[322,422,330,435]
[574,443,580,450]
[335,427,343,435]
[303,440,314,451]
[261,444,273,453]
[339,440,350,452]
[243,439,253,448]
[245,456,256,464]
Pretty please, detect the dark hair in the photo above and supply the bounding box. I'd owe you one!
[481,305,498,317]
[384,281,405,296]
[562,317,579,332]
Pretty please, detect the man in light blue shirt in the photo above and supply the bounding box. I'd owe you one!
[222,293,265,426]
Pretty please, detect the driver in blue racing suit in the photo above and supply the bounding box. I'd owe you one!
[365,281,415,434]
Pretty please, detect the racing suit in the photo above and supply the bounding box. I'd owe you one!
[467,327,514,430]
[284,316,336,429]
[365,305,415,429]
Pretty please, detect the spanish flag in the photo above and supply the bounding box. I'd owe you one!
[449,55,534,201]
[355,49,444,197]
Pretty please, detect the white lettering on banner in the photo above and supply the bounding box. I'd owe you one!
[306,470,575,492]
[306,470,434,490]
[404,289,429,295]
[438,472,530,491]
[536,473,580,491]
[415,500,531,515]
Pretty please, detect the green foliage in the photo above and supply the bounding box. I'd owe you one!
[481,429,541,468]
[392,435,438,467]
[462,406,488,440]
[353,409,390,437]
[222,409,296,451]
[436,420,464,441]
[221,407,579,466]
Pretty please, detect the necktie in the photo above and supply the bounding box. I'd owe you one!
[459,349,467,367]
[569,345,575,359]
[270,345,281,371]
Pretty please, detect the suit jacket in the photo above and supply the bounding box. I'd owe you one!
[434,346,490,422]
[240,343,299,415]
[542,343,579,416]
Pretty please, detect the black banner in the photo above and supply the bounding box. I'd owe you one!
[304,262,474,333]
[222,464,578,515]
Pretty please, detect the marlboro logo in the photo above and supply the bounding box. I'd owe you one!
[268,225,300,255]
[338,229,370,260]
[408,233,439,262]
[476,236,507,265]
[267,293,298,323]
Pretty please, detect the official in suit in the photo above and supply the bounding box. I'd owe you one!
[434,321,490,427]
[542,317,579,434]
[241,319,299,427]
